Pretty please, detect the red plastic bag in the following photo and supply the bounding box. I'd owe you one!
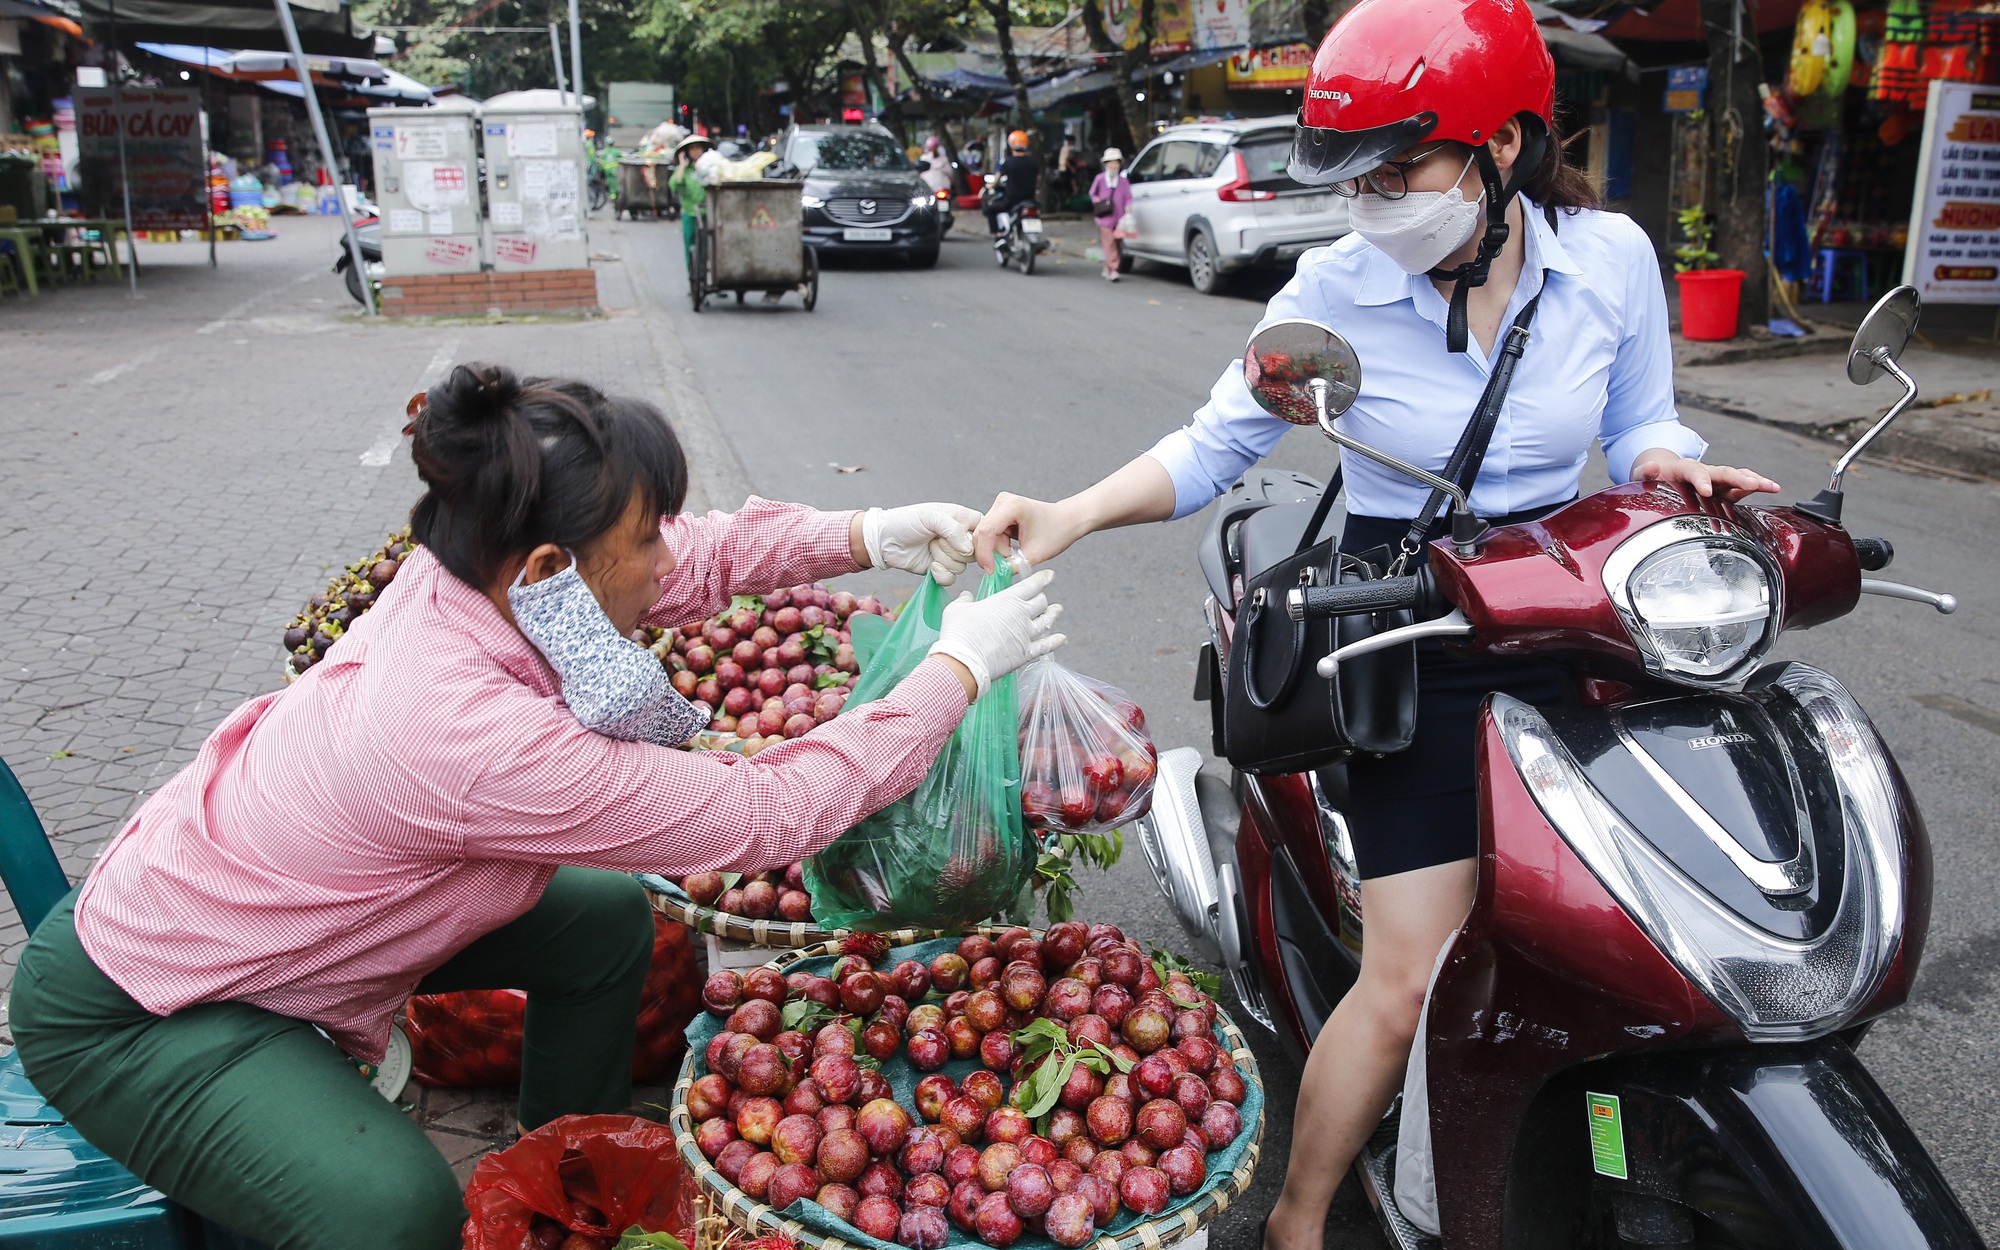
[407,913,702,1088]
[1017,657,1158,835]
[461,1113,694,1250]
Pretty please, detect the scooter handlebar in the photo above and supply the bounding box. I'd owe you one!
[1854,537,1894,571]
[1286,575,1423,621]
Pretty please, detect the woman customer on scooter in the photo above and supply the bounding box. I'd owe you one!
[973,2,1778,1245]
[10,363,1064,1250]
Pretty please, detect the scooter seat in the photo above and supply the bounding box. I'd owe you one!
[1237,498,1341,584]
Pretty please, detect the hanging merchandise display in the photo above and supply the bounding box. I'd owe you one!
[1789,0,1839,97]
[1872,0,1925,107]
[1790,0,1857,130]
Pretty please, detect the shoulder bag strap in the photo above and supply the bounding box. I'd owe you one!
[1390,289,1544,573]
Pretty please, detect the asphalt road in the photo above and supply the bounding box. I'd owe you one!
[623,217,2000,1248]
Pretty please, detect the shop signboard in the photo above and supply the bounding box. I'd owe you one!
[1902,80,2000,304]
[1664,66,1706,112]
[74,87,206,229]
[1226,42,1313,90]
[1194,0,1249,51]
[1104,0,1193,54]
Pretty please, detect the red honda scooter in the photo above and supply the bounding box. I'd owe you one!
[1138,288,1985,1248]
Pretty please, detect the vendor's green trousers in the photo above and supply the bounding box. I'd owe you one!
[682,210,700,269]
[8,867,655,1250]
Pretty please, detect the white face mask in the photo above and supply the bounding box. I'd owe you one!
[1347,151,1485,275]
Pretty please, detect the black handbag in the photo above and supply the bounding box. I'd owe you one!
[1091,195,1116,217]
[1220,292,1544,775]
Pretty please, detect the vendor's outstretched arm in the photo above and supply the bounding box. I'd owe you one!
[644,496,861,629]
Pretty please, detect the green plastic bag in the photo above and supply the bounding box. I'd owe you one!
[804,564,1034,931]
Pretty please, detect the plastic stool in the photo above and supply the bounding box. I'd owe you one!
[1812,247,1871,302]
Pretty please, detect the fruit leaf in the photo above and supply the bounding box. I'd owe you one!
[616,1230,689,1250]
[730,594,764,616]
[1012,1017,1068,1067]
[1149,946,1222,997]
[1086,1039,1133,1073]
[853,1053,882,1072]
[781,999,838,1035]
[814,671,847,690]
[802,624,838,665]
[1018,1049,1083,1118]
[719,871,743,891]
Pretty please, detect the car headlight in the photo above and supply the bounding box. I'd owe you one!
[912,194,934,208]
[800,194,826,209]
[1603,516,1778,686]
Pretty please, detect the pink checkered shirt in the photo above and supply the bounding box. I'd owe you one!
[73,498,969,1060]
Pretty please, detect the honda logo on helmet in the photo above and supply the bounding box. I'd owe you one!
[1308,88,1351,105]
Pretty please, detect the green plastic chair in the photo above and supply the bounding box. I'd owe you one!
[0,753,70,935]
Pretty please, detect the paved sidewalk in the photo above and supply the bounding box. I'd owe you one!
[0,212,703,1175]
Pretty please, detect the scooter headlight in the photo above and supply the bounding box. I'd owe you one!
[1604,516,1779,687]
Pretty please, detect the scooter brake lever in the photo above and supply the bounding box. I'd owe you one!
[1315,610,1473,679]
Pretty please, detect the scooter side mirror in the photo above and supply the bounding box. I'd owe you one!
[1242,319,1483,550]
[1847,285,1921,386]
[1242,319,1361,425]
[1801,285,1925,523]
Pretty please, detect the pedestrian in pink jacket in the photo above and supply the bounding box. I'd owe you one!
[1089,148,1134,281]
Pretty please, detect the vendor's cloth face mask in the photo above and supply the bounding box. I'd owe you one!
[508,558,707,746]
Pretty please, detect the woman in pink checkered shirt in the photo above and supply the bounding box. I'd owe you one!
[8,364,1063,1249]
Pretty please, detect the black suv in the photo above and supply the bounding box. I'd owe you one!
[770,123,942,267]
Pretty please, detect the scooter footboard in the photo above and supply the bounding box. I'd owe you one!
[1500,1042,1981,1250]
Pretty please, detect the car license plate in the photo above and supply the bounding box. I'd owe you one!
[843,227,893,242]
[1021,218,1044,235]
[1292,195,1329,215]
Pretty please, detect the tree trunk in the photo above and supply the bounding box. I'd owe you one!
[894,39,972,195]
[1701,0,1769,333]
[843,0,908,144]
[981,0,1034,134]
[1081,0,1154,156]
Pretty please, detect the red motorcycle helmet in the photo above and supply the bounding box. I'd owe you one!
[1288,0,1554,187]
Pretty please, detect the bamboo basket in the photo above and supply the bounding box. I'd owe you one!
[669,927,1265,1250]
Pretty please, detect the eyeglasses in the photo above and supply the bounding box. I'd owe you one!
[1327,144,1453,200]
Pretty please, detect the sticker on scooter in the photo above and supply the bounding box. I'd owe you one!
[1586,1092,1628,1179]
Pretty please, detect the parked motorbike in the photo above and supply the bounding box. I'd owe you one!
[332,199,383,309]
[1138,287,1982,1248]
[982,176,1047,275]
[587,138,620,213]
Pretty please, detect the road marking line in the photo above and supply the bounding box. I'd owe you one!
[195,271,320,334]
[360,340,457,466]
[86,349,164,385]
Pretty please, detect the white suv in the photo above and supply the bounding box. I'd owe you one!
[1121,119,1350,294]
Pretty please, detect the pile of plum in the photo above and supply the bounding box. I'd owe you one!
[689,925,1248,1249]
[679,861,817,925]
[641,583,892,754]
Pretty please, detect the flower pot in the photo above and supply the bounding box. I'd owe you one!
[1676,268,1745,341]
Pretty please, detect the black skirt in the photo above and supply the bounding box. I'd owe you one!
[1336,510,1571,880]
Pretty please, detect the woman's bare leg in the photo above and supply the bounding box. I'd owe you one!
[1263,858,1476,1250]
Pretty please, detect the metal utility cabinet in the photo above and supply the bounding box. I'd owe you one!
[481,105,589,272]
[367,103,482,275]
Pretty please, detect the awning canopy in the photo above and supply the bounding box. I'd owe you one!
[258,65,432,104]
[136,40,386,81]
[73,0,374,56]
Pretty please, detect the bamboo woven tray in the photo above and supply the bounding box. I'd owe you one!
[669,926,1265,1250]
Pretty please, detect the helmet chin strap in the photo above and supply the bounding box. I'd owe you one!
[1426,129,1549,353]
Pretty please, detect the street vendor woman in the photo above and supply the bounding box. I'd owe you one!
[8,363,1065,1250]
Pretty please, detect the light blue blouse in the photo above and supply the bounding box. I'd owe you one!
[1145,199,1707,521]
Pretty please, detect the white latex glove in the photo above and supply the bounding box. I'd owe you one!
[927,568,1066,699]
[862,503,982,585]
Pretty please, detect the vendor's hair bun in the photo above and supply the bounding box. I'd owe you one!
[409,362,689,590]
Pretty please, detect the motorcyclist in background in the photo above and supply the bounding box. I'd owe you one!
[984,130,1040,236]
